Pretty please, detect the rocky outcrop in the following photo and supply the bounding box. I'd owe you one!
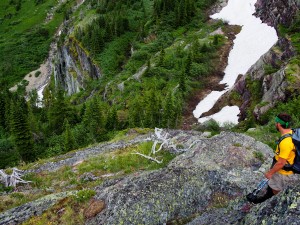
[54,38,101,95]
[2,130,300,224]
[86,131,273,224]
[187,177,300,224]
[254,0,300,28]
[0,191,77,225]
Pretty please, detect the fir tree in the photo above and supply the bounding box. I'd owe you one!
[83,98,106,141]
[158,48,165,67]
[162,93,176,128]
[10,100,36,162]
[144,90,162,127]
[128,97,144,128]
[106,106,118,130]
[48,90,77,135]
[179,71,187,93]
[63,119,76,152]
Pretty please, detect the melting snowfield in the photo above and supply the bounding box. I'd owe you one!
[193,0,278,125]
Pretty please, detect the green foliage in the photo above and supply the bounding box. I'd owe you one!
[83,97,107,142]
[97,33,134,77]
[203,119,221,134]
[0,0,227,168]
[0,183,14,193]
[0,135,20,168]
[0,0,70,86]
[10,97,36,162]
[34,71,41,77]
[264,64,278,75]
[48,90,78,135]
[63,119,77,152]
[23,172,44,188]
[72,189,96,203]
[78,142,176,174]
[253,151,264,162]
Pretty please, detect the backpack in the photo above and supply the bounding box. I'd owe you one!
[276,128,300,174]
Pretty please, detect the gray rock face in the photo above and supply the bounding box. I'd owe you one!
[254,0,300,28]
[243,183,300,224]
[0,191,76,225]
[188,178,300,225]
[86,131,273,225]
[54,39,101,95]
[2,130,300,224]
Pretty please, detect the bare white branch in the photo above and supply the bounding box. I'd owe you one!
[131,151,162,164]
[0,168,31,188]
[135,128,203,164]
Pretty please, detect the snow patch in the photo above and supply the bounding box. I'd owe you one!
[193,0,278,125]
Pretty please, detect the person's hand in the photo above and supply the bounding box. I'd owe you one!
[265,171,273,179]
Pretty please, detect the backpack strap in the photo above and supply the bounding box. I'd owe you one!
[276,133,293,153]
[275,133,293,168]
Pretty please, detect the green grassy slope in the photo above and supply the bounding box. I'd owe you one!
[0,0,73,86]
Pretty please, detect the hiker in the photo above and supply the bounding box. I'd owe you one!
[247,113,296,204]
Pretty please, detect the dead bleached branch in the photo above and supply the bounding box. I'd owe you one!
[131,151,162,164]
[134,128,202,164]
[0,168,31,188]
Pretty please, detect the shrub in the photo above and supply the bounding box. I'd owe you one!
[253,151,264,162]
[72,189,96,202]
[35,71,41,77]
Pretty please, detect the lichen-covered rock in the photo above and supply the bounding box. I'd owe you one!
[2,130,299,224]
[188,178,300,225]
[243,182,300,224]
[0,191,76,225]
[86,131,273,224]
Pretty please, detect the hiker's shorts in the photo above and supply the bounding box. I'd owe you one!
[268,172,295,191]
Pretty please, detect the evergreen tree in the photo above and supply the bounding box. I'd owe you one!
[27,102,39,135]
[162,93,176,128]
[43,85,53,109]
[48,90,77,135]
[128,97,144,127]
[185,53,192,77]
[144,90,162,127]
[63,119,76,152]
[213,35,219,46]
[0,91,9,129]
[179,71,187,93]
[106,106,118,130]
[80,103,86,121]
[10,100,36,162]
[158,48,165,67]
[173,93,183,127]
[83,97,106,141]
[144,60,152,77]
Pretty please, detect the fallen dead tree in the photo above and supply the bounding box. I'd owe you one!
[132,128,202,163]
[0,168,31,188]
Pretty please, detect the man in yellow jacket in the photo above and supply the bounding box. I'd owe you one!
[265,113,295,195]
[247,113,295,204]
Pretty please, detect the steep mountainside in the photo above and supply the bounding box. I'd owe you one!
[208,0,300,125]
[1,129,300,224]
[1,1,300,224]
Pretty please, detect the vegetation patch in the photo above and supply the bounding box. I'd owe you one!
[78,142,176,175]
[22,196,89,225]
[253,151,265,162]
